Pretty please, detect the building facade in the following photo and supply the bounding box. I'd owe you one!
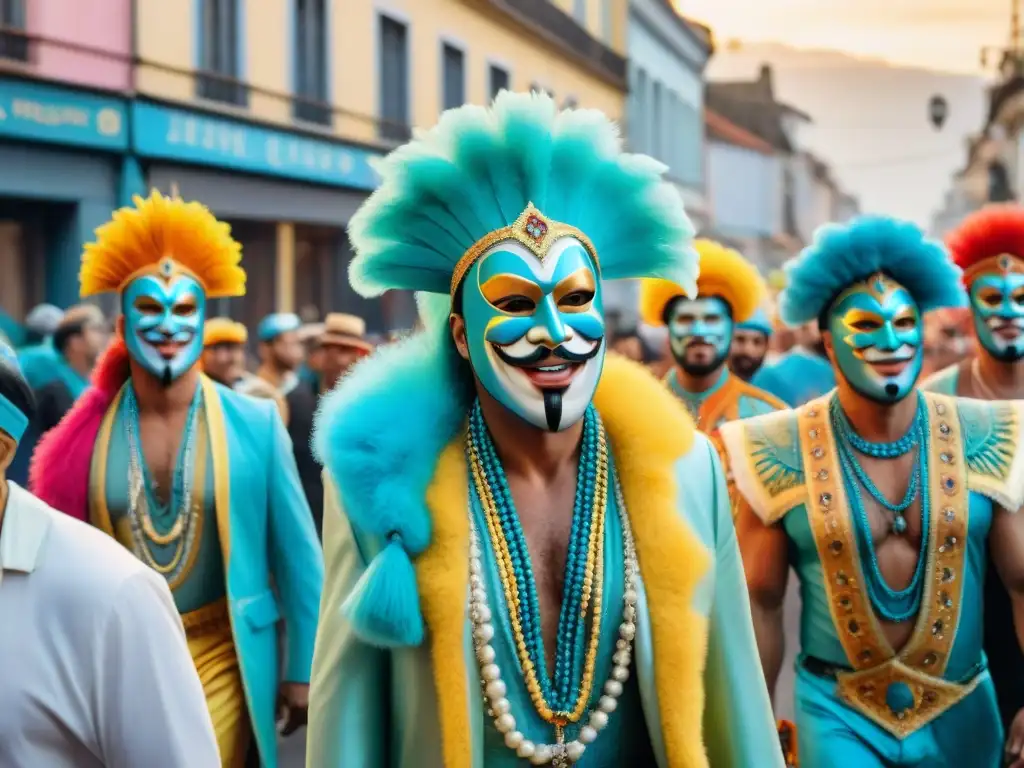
[704,109,782,272]
[616,0,710,328]
[0,0,135,316]
[1,0,628,332]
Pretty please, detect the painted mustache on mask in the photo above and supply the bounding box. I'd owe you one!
[493,342,602,367]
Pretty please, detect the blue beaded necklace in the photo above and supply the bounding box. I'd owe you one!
[468,401,604,713]
[829,394,931,622]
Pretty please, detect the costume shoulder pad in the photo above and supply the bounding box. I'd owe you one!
[919,364,959,395]
[953,395,1024,510]
[719,403,809,525]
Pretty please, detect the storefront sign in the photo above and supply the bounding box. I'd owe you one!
[132,101,381,191]
[0,77,127,151]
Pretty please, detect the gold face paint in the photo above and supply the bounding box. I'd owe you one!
[552,268,597,314]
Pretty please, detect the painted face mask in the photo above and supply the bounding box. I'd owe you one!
[828,273,922,403]
[667,296,733,376]
[969,258,1024,362]
[462,236,605,432]
[123,259,207,385]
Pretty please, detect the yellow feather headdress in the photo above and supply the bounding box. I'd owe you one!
[640,239,765,326]
[203,317,248,347]
[80,190,246,299]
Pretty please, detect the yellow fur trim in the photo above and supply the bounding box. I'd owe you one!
[640,239,766,326]
[595,355,711,767]
[81,190,246,299]
[204,318,249,347]
[419,438,472,768]
[417,353,711,767]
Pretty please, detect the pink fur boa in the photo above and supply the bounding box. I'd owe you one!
[29,339,131,520]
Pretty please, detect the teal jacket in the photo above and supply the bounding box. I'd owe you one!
[307,355,782,768]
[89,378,324,767]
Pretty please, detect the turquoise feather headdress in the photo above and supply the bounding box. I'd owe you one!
[317,92,700,650]
[348,90,699,299]
[778,215,965,327]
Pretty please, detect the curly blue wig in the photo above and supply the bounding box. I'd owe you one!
[778,215,965,327]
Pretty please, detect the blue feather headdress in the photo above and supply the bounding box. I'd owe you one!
[778,215,965,327]
[316,92,699,649]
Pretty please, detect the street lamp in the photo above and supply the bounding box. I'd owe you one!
[928,95,948,130]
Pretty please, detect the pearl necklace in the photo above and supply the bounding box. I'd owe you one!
[467,481,640,767]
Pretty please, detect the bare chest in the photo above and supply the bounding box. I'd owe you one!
[508,478,579,668]
[137,411,190,501]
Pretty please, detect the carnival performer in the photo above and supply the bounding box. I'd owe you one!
[640,241,785,431]
[721,215,1024,768]
[202,317,288,420]
[29,190,324,768]
[730,306,774,382]
[256,312,305,396]
[752,320,836,407]
[920,205,1024,745]
[306,92,781,768]
[0,342,221,767]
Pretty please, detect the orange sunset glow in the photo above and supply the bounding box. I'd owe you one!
[679,0,1012,74]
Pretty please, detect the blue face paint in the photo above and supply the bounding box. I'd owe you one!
[827,273,922,403]
[667,296,733,375]
[461,236,605,432]
[123,269,206,384]
[969,269,1024,362]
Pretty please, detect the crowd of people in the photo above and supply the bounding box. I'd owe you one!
[0,90,1022,768]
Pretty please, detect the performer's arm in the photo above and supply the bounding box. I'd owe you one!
[307,478,389,768]
[702,443,786,767]
[266,406,325,684]
[97,571,220,767]
[735,498,790,702]
[990,506,1024,654]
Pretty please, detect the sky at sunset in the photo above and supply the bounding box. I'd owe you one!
[681,0,1014,74]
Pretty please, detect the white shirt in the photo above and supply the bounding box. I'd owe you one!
[0,482,221,767]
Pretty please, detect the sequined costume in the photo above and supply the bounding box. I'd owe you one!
[307,92,781,767]
[722,216,1024,768]
[29,191,323,768]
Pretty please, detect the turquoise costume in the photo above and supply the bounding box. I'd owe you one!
[89,378,323,766]
[920,363,960,395]
[666,366,782,428]
[308,92,782,767]
[722,393,1024,766]
[29,191,324,768]
[752,348,836,407]
[721,216,1018,767]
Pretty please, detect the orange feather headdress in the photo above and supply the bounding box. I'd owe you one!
[80,189,246,299]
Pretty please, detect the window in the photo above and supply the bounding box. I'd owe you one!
[197,0,247,106]
[489,64,510,101]
[441,43,465,111]
[574,0,587,24]
[378,15,410,142]
[634,68,648,154]
[0,0,28,62]
[294,0,330,125]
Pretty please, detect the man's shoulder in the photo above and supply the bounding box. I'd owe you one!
[919,362,961,394]
[735,380,788,414]
[21,490,162,596]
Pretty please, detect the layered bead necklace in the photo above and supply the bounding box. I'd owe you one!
[829,393,931,622]
[124,383,203,589]
[466,402,639,766]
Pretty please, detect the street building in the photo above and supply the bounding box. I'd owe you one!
[0,0,628,332]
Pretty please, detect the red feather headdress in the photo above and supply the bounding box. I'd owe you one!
[946,204,1024,286]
